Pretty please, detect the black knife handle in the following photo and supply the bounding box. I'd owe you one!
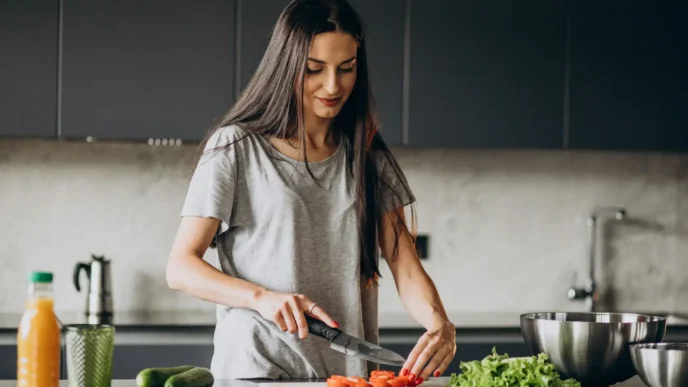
[305,314,340,341]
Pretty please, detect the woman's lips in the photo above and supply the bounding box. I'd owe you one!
[317,97,341,107]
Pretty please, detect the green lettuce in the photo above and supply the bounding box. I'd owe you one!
[447,347,581,387]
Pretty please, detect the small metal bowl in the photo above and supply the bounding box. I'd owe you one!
[630,342,688,387]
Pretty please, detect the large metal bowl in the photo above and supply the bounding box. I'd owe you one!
[630,342,688,387]
[520,312,667,387]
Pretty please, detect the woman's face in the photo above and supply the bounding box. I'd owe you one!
[302,31,358,121]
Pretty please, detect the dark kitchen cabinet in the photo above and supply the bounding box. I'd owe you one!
[60,0,236,142]
[237,0,404,146]
[0,0,59,138]
[567,1,688,152]
[407,0,567,148]
[102,345,212,379]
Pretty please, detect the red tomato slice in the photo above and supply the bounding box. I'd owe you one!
[327,378,347,387]
[370,370,396,379]
[387,376,410,387]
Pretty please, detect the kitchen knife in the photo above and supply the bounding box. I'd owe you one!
[305,315,406,366]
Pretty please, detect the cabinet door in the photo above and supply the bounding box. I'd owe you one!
[349,0,404,147]
[407,0,567,148]
[0,0,58,138]
[109,345,213,379]
[568,1,688,151]
[60,0,235,142]
[0,344,16,379]
[238,0,404,146]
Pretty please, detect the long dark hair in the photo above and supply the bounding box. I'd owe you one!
[198,0,415,285]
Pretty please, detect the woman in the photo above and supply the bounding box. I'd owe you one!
[166,0,455,382]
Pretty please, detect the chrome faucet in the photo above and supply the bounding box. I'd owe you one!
[568,207,626,312]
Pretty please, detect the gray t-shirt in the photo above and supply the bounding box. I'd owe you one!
[181,125,415,380]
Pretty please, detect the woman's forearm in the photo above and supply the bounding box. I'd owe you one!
[166,252,266,310]
[380,209,451,331]
[395,264,451,331]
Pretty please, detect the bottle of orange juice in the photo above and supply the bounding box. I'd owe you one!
[17,271,61,387]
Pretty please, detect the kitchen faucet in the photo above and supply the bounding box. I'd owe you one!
[568,207,626,312]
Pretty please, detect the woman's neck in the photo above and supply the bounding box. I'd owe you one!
[297,115,336,149]
[270,115,339,163]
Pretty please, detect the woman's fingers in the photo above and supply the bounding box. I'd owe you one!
[306,301,339,328]
[289,297,309,339]
[280,305,298,334]
[410,333,452,383]
[419,345,448,380]
[432,351,454,378]
[272,309,287,332]
[402,334,430,380]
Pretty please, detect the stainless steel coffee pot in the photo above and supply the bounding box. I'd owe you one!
[74,254,113,324]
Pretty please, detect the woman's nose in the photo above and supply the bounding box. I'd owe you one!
[323,71,341,95]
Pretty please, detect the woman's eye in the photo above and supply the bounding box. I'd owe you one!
[306,68,322,74]
[339,67,354,73]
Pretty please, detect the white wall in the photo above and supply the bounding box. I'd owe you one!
[1,138,686,316]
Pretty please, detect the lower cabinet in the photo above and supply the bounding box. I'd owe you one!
[0,345,16,379]
[0,344,213,380]
[74,345,214,380]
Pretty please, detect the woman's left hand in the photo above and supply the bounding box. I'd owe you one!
[401,320,456,385]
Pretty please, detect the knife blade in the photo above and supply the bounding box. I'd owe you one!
[305,314,406,366]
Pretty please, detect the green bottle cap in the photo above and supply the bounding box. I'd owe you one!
[29,271,53,283]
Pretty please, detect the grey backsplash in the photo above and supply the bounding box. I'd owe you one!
[1,138,686,316]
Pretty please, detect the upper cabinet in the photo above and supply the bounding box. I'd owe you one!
[349,0,404,147]
[237,0,404,146]
[407,0,567,148]
[0,1,58,138]
[236,0,291,92]
[567,1,688,152]
[60,0,236,142]
[4,1,686,153]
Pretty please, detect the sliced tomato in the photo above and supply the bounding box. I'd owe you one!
[370,381,392,387]
[386,376,410,387]
[370,370,396,379]
[340,376,365,386]
[327,377,347,387]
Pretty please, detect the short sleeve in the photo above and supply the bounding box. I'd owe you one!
[374,150,416,214]
[180,126,240,234]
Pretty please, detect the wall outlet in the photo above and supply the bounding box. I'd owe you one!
[416,234,429,259]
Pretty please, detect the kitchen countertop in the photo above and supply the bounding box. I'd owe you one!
[0,376,650,387]
[1,310,686,332]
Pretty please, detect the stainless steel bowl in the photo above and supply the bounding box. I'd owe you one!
[520,312,667,387]
[630,343,688,387]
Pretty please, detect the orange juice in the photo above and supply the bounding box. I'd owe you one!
[17,271,61,387]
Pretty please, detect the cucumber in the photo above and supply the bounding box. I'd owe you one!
[164,367,214,387]
[136,365,196,387]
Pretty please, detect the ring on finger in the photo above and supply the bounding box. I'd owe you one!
[308,303,317,314]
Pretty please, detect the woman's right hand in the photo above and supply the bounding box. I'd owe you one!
[252,290,339,339]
